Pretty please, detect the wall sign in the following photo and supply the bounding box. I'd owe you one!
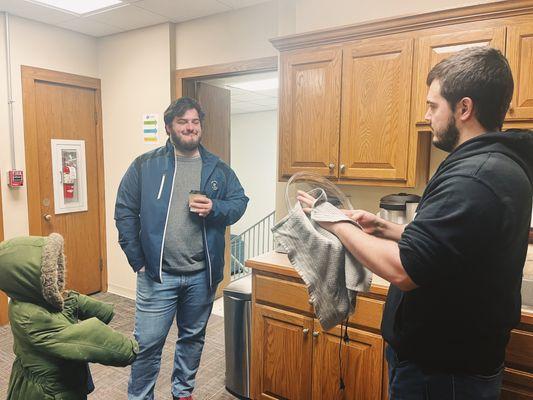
[143,114,159,143]
[51,139,88,214]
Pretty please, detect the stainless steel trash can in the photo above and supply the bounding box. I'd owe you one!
[223,274,252,400]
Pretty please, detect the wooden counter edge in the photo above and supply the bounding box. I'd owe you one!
[521,309,533,326]
[246,251,532,322]
[246,252,389,297]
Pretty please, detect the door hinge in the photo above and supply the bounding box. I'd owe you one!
[99,258,103,271]
[94,111,98,124]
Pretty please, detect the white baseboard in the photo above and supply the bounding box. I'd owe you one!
[107,283,136,300]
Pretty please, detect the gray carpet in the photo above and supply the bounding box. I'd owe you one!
[0,292,238,400]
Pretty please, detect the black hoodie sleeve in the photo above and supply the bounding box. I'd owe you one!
[398,175,503,287]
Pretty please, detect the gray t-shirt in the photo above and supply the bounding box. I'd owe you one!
[162,155,205,274]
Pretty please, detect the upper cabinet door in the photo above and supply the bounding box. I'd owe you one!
[414,26,506,125]
[279,47,342,179]
[506,22,533,121]
[339,37,414,182]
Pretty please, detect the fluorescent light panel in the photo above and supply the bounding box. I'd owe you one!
[229,78,278,91]
[27,0,122,15]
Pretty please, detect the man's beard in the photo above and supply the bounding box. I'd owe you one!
[169,130,201,152]
[432,115,460,153]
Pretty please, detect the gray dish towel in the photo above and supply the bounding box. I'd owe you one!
[272,191,372,330]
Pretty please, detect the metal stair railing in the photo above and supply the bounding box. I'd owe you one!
[230,211,275,281]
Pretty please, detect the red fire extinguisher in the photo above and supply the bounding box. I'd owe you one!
[63,165,75,199]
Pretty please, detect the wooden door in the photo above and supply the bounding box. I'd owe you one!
[0,183,7,326]
[312,321,384,400]
[22,67,106,295]
[339,37,414,182]
[279,47,342,179]
[506,22,533,121]
[196,82,232,298]
[253,304,314,400]
[414,25,506,124]
[196,82,231,163]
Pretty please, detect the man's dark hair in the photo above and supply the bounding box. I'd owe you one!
[164,97,205,127]
[427,47,513,131]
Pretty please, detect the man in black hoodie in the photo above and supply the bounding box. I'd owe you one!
[298,47,533,399]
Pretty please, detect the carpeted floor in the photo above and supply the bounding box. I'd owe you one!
[0,292,238,400]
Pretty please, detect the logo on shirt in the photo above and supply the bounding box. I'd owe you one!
[210,180,218,191]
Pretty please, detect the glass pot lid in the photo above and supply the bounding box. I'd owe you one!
[285,172,353,212]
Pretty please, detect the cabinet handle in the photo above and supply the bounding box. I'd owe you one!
[43,214,52,222]
[308,298,313,305]
[312,331,319,337]
[303,328,309,335]
[328,163,335,171]
[340,164,346,173]
[509,102,515,113]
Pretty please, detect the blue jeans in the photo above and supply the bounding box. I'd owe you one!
[386,346,503,400]
[128,270,216,400]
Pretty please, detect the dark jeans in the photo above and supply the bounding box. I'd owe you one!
[386,346,503,400]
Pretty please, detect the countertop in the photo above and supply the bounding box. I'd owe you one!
[246,251,533,325]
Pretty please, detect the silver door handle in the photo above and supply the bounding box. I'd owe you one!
[340,164,346,173]
[43,214,52,222]
[328,163,335,170]
[312,331,319,337]
[303,328,309,335]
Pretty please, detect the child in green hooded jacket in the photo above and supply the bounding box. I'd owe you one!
[0,233,138,400]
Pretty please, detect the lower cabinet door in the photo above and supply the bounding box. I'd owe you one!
[500,367,533,399]
[252,304,314,400]
[312,321,384,400]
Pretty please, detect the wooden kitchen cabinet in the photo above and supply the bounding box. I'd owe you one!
[249,252,388,400]
[340,37,414,183]
[501,326,533,398]
[253,304,314,400]
[506,21,533,121]
[312,321,384,400]
[248,251,533,399]
[273,3,533,188]
[413,24,506,125]
[279,47,342,178]
[279,37,421,186]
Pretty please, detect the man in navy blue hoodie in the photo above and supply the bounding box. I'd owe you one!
[115,97,248,400]
[298,47,532,399]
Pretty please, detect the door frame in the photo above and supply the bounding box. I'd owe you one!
[175,56,278,297]
[0,177,7,326]
[21,66,108,291]
[175,56,278,99]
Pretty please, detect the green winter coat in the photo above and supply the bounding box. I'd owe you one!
[0,233,138,400]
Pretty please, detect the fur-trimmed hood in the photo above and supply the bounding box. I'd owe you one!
[0,233,66,310]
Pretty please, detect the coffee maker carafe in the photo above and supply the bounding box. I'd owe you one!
[379,193,421,224]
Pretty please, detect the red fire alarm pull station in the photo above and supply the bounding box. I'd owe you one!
[8,170,24,188]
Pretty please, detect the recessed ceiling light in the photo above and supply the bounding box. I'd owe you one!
[26,0,123,15]
[229,78,278,91]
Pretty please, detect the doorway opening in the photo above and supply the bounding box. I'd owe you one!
[175,57,278,292]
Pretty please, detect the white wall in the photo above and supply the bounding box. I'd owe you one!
[0,14,98,239]
[175,1,278,69]
[230,110,277,235]
[97,23,175,298]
